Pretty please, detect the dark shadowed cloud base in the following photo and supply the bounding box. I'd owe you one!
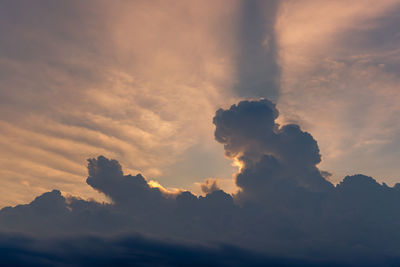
[0,233,338,267]
[1,100,400,266]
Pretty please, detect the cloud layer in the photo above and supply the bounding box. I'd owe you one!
[2,0,400,265]
[0,232,327,267]
[0,0,242,206]
[1,0,400,217]
[2,100,400,265]
[276,0,400,184]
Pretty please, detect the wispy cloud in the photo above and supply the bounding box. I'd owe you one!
[276,0,400,184]
[0,0,244,206]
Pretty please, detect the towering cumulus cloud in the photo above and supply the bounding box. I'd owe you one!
[213,99,333,201]
[1,100,400,266]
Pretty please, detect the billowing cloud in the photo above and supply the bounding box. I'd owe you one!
[2,100,400,265]
[213,99,333,200]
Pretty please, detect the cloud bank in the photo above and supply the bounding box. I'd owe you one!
[2,99,400,265]
[0,233,327,267]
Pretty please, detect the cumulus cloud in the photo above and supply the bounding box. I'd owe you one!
[213,99,333,200]
[2,100,400,265]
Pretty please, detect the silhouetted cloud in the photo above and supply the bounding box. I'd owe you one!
[2,100,400,265]
[213,99,333,201]
[0,233,336,267]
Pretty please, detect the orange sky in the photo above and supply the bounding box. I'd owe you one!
[0,0,400,207]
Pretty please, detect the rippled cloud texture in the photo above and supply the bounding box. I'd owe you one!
[0,0,285,207]
[276,0,400,183]
[2,100,400,266]
[2,0,400,265]
[0,0,237,206]
[2,0,400,208]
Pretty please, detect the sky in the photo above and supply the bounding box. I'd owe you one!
[1,1,400,265]
[1,0,400,207]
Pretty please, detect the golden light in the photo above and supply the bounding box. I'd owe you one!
[232,157,245,172]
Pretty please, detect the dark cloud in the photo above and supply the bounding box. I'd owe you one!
[213,99,333,199]
[234,0,280,100]
[0,233,334,267]
[2,100,400,265]
[86,156,167,209]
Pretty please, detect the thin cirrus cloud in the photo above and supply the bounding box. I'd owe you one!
[276,0,400,184]
[0,0,245,207]
[1,0,400,265]
[0,0,399,209]
[0,0,286,207]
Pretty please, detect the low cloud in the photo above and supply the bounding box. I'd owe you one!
[0,232,327,267]
[1,100,400,265]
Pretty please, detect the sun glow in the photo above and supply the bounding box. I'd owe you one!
[232,157,244,172]
[147,180,181,197]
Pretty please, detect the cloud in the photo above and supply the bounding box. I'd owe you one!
[0,233,329,267]
[0,0,286,208]
[200,178,221,194]
[2,100,400,265]
[213,99,333,200]
[0,0,241,207]
[234,0,281,101]
[3,1,400,264]
[276,0,400,185]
